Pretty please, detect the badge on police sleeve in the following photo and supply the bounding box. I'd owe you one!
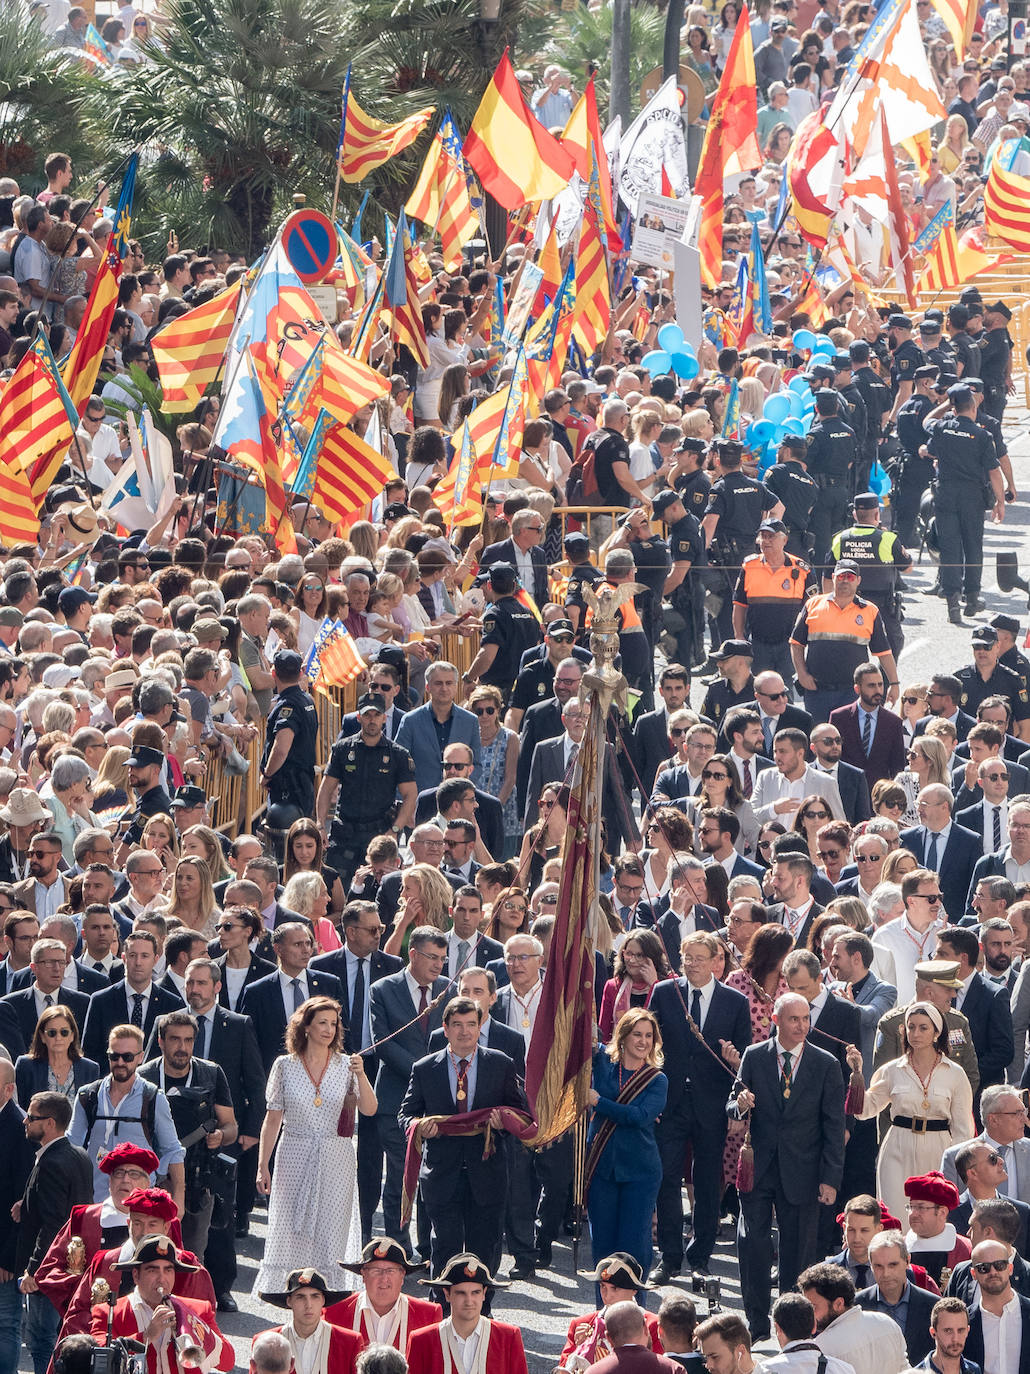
[960,694,968,706]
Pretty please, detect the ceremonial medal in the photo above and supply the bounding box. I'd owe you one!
[456,1088,467,1101]
[783,1086,790,1098]
[314,1095,323,1107]
[522,1016,530,1028]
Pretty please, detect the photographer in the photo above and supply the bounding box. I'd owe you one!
[139,1013,236,1310]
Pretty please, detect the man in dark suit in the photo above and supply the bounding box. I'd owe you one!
[1,936,90,1042]
[0,1059,33,1374]
[647,931,751,1282]
[949,1140,1030,1256]
[375,828,465,930]
[310,900,401,1244]
[936,926,1014,1092]
[855,1231,937,1366]
[766,852,825,949]
[810,721,874,823]
[81,930,184,1068]
[632,664,693,800]
[369,927,449,1255]
[525,705,637,849]
[339,662,407,741]
[913,674,977,744]
[238,923,343,1076]
[438,888,503,980]
[480,512,548,609]
[729,993,846,1341]
[900,787,983,924]
[954,754,1028,852]
[966,798,1030,912]
[428,966,526,1075]
[612,857,658,932]
[963,1239,1030,1374]
[648,861,723,973]
[515,660,584,819]
[696,808,765,881]
[17,1090,93,1374]
[737,671,813,757]
[721,709,775,799]
[8,914,110,998]
[401,995,528,1277]
[413,779,503,865]
[829,664,908,787]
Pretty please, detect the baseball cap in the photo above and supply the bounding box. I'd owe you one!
[0,608,23,628]
[854,492,880,510]
[357,692,387,715]
[58,586,97,615]
[273,650,303,677]
[990,613,1021,636]
[169,785,207,811]
[887,314,912,329]
[834,558,862,576]
[713,639,754,661]
[192,617,227,643]
[971,626,999,647]
[125,745,165,770]
[759,519,787,534]
[563,531,590,554]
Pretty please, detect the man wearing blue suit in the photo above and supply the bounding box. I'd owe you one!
[0,937,90,1042]
[966,797,1030,913]
[647,930,751,1282]
[395,662,481,795]
[697,808,764,881]
[900,785,982,924]
[369,927,449,1255]
[238,922,344,1075]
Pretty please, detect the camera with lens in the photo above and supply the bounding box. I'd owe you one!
[55,1335,146,1374]
[690,1274,721,1310]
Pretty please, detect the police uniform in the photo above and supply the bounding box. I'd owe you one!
[263,683,318,817]
[925,412,999,608]
[891,336,925,393]
[663,510,704,671]
[564,560,605,645]
[894,387,936,546]
[805,414,859,567]
[836,375,869,489]
[828,520,911,657]
[479,594,542,699]
[950,329,982,379]
[699,675,756,728]
[763,458,818,556]
[981,324,1013,421]
[673,467,712,522]
[732,552,815,679]
[324,732,416,876]
[121,767,174,847]
[630,529,673,676]
[852,362,892,464]
[704,471,778,641]
[955,662,1030,726]
[790,590,892,722]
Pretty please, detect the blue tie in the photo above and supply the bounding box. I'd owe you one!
[926,831,940,872]
[763,716,774,753]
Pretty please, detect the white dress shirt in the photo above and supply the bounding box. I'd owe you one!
[278,968,310,1020]
[34,877,64,922]
[125,982,152,1023]
[978,1289,1023,1374]
[684,975,716,1028]
[1004,848,1030,885]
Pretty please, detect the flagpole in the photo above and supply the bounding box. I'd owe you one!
[331,68,352,226]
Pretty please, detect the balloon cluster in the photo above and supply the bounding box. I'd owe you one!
[641,323,699,380]
[743,329,838,474]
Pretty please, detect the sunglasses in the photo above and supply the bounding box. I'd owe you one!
[984,772,1008,781]
[817,848,841,859]
[702,770,729,780]
[855,854,882,863]
[473,706,496,716]
[914,893,943,903]
[108,1050,139,1062]
[44,1027,71,1038]
[442,762,468,771]
[803,810,830,820]
[670,727,688,737]
[972,1260,1010,1274]
[214,922,242,932]
[759,690,789,700]
[902,696,921,705]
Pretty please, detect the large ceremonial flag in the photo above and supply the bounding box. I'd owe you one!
[0,333,77,535]
[62,154,138,414]
[618,76,690,216]
[151,280,242,413]
[463,52,576,210]
[405,111,479,272]
[337,71,433,183]
[381,210,429,369]
[984,143,1030,252]
[313,421,397,524]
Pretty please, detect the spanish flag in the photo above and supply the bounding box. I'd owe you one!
[464,52,576,210]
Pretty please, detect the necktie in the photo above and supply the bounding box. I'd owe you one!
[855,1263,870,1289]
[1000,1146,1014,1196]
[781,1049,793,1098]
[690,987,702,1027]
[44,993,54,1007]
[199,1015,209,1059]
[763,717,774,754]
[418,984,430,1037]
[926,831,940,872]
[93,961,105,973]
[291,977,304,1011]
[994,806,1003,851]
[456,940,470,972]
[455,1057,469,1112]
[861,710,872,757]
[351,959,366,1044]
[131,992,144,1027]
[742,759,753,799]
[620,905,631,928]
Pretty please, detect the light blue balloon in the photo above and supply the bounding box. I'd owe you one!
[792,328,817,351]
[869,460,892,496]
[763,394,792,425]
[641,349,672,376]
[657,323,685,353]
[801,410,813,433]
[788,376,812,397]
[781,417,806,437]
[672,352,699,380]
[814,334,834,350]
[810,339,835,357]
[748,419,775,445]
[784,391,804,418]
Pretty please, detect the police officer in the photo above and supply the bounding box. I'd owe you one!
[967,377,1017,501]
[981,300,1014,423]
[849,339,892,459]
[563,530,604,640]
[620,506,673,661]
[805,390,858,568]
[893,364,938,546]
[732,519,815,680]
[668,436,711,521]
[508,617,577,725]
[463,562,542,701]
[990,613,1030,698]
[701,438,782,643]
[887,314,924,420]
[653,489,703,672]
[826,492,912,658]
[918,315,954,373]
[947,303,981,378]
[315,691,418,882]
[764,436,818,556]
[955,625,1030,738]
[922,382,1005,623]
[832,353,869,490]
[699,640,755,727]
[260,650,319,823]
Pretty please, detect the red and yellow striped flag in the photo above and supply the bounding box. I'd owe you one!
[572,147,611,356]
[931,0,977,57]
[311,620,366,694]
[561,75,619,247]
[0,333,78,530]
[61,249,121,414]
[314,422,397,524]
[794,274,829,327]
[151,281,242,413]
[916,218,961,293]
[404,112,479,273]
[433,421,487,528]
[340,91,433,184]
[984,154,1030,253]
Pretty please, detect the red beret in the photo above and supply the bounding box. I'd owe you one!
[903,1171,960,1210]
[123,1188,177,1223]
[99,1143,159,1176]
[880,1201,902,1231]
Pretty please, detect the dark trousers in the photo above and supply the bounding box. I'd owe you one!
[937,497,986,602]
[894,460,933,546]
[751,640,796,687]
[738,1174,819,1334]
[587,1170,660,1282]
[204,1217,237,1296]
[425,1173,505,1278]
[357,1109,383,1244]
[655,1092,726,1270]
[801,686,855,726]
[811,485,851,570]
[378,1113,429,1256]
[235,1142,258,1222]
[506,1134,574,1264]
[839,1118,877,1203]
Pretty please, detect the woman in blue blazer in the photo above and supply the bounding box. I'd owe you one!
[14,1005,100,1109]
[585,1007,668,1289]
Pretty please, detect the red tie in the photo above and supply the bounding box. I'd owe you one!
[418,984,430,1038]
[456,1058,469,1112]
[742,759,753,799]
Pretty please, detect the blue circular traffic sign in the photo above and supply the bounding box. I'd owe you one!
[282,209,338,284]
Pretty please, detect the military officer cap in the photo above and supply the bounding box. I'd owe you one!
[356,692,388,715]
[914,960,963,989]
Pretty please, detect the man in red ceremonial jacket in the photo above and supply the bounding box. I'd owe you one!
[326,1238,442,1349]
[406,1253,527,1374]
[36,1142,160,1314]
[558,1256,664,1370]
[61,1189,213,1339]
[259,1269,363,1374]
[89,1236,233,1374]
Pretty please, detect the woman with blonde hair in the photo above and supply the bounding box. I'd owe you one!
[681,407,715,442]
[935,115,969,173]
[281,872,342,955]
[180,824,232,882]
[383,862,454,956]
[894,735,950,825]
[161,855,220,937]
[93,745,132,825]
[141,813,180,867]
[347,521,380,567]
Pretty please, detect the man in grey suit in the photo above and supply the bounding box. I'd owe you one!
[751,728,846,824]
[395,662,481,794]
[525,700,637,849]
[368,926,449,1255]
[941,1084,1030,1204]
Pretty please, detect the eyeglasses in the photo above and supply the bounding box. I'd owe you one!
[44,1027,71,1038]
[502,902,527,913]
[803,809,830,820]
[214,922,242,932]
[985,772,1009,781]
[913,893,943,903]
[670,728,688,738]
[108,1050,139,1062]
[972,1260,1010,1274]
[855,854,882,863]
[539,893,558,904]
[902,696,922,706]
[905,749,922,759]
[985,1152,1004,1165]
[758,690,789,700]
[25,1113,52,1123]
[371,682,395,693]
[443,762,468,772]
[505,952,536,963]
[473,706,496,716]
[702,770,729,781]
[758,838,774,849]
[817,848,841,859]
